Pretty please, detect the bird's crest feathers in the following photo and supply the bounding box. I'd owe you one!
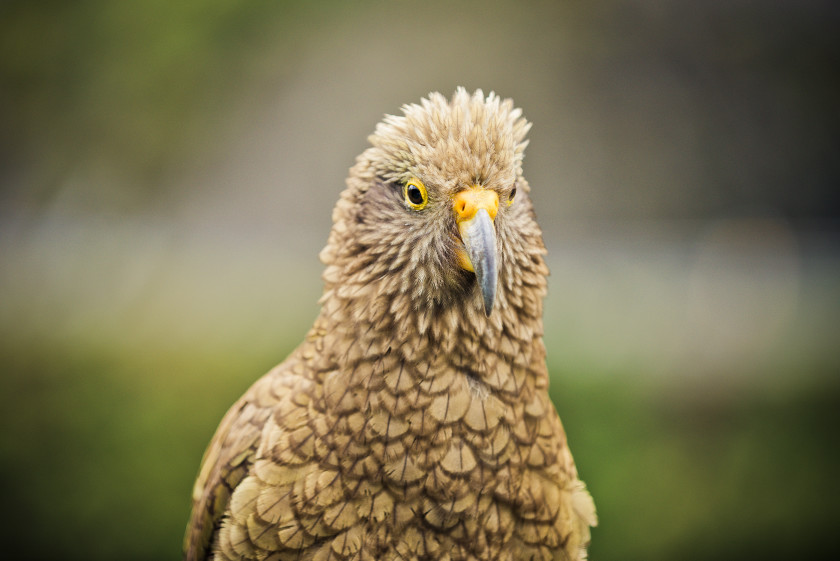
[367,88,532,194]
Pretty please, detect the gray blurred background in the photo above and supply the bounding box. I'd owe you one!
[1,1,838,559]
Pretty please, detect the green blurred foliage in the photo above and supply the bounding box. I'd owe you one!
[1,0,321,204]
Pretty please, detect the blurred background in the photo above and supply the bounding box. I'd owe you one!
[1,1,838,559]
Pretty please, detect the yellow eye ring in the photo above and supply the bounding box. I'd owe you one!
[403,177,428,210]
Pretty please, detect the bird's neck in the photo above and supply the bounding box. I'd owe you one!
[312,272,550,399]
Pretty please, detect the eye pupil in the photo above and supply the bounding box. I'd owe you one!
[510,187,517,200]
[407,184,424,205]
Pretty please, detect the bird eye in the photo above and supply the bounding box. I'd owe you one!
[507,186,517,206]
[404,178,428,210]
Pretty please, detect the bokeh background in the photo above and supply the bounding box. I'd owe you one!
[1,1,838,559]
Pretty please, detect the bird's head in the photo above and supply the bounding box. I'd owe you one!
[320,88,548,343]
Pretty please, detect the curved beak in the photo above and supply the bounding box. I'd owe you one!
[454,188,499,316]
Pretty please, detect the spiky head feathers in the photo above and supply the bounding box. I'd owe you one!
[367,88,532,196]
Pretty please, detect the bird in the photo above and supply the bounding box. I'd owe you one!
[184,88,596,561]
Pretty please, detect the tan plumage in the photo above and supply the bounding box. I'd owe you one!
[184,88,596,561]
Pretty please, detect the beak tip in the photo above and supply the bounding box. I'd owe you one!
[479,270,497,317]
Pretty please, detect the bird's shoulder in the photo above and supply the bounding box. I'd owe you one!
[183,350,316,561]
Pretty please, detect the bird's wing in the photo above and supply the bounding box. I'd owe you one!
[183,372,278,561]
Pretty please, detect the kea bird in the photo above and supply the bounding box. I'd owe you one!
[185,88,596,561]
